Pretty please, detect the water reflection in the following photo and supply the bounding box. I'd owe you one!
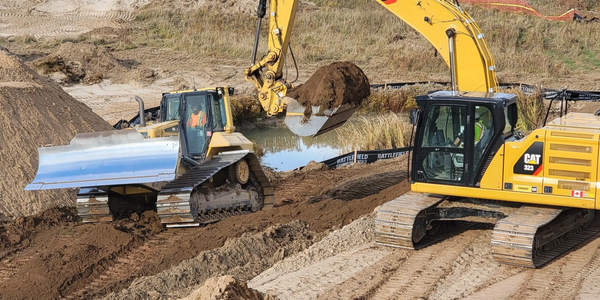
[242,127,343,171]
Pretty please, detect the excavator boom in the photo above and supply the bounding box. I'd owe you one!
[245,0,499,136]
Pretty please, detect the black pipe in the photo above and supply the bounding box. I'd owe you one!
[251,0,268,65]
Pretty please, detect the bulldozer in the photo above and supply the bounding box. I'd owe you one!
[26,87,273,227]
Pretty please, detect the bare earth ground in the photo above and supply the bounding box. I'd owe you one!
[3,1,600,300]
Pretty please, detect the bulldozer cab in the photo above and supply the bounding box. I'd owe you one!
[412,91,518,187]
[164,87,232,159]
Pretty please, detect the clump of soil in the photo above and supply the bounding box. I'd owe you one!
[184,275,278,300]
[302,160,328,173]
[114,211,164,237]
[287,62,370,115]
[0,48,113,217]
[102,221,319,300]
[32,42,128,85]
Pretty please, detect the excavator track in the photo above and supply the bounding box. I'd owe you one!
[374,193,445,249]
[157,151,274,227]
[491,206,598,268]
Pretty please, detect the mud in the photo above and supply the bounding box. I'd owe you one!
[0,48,113,218]
[0,207,77,256]
[113,211,165,237]
[0,223,136,300]
[287,62,370,112]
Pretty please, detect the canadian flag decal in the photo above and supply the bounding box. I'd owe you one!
[571,190,583,197]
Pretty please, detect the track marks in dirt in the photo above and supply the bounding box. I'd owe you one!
[254,245,389,300]
[369,229,483,299]
[63,230,184,299]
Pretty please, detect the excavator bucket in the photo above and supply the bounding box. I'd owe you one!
[284,98,357,137]
[25,130,180,190]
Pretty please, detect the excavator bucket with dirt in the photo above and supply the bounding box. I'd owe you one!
[284,98,357,137]
[25,130,180,190]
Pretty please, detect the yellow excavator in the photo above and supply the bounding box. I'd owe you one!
[26,87,273,227]
[244,0,499,136]
[249,0,600,267]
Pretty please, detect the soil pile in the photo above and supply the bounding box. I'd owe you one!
[114,211,164,237]
[0,48,113,217]
[0,207,76,255]
[183,275,277,300]
[287,62,370,112]
[0,223,136,300]
[32,42,128,85]
[102,221,320,300]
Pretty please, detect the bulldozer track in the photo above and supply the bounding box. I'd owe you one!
[61,230,184,299]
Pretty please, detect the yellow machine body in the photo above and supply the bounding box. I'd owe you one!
[413,113,600,210]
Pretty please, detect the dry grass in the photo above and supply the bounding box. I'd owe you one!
[360,83,449,113]
[508,88,546,131]
[229,94,265,124]
[334,113,412,152]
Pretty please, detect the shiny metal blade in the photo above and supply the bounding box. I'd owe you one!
[25,130,180,190]
[284,97,357,137]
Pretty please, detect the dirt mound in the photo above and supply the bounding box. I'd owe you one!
[32,42,128,85]
[0,223,136,300]
[114,211,164,237]
[102,221,319,300]
[0,207,77,255]
[184,275,277,300]
[0,48,113,218]
[287,62,370,112]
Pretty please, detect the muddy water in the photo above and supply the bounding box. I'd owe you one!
[242,127,344,171]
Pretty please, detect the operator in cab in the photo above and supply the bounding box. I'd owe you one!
[186,102,208,155]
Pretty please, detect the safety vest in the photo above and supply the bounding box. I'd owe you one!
[188,111,204,127]
[475,122,485,142]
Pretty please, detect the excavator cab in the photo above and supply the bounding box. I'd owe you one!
[412,91,518,187]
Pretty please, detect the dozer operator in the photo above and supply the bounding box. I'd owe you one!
[26,87,273,228]
[244,0,498,137]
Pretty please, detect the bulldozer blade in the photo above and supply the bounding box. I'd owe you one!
[25,130,180,190]
[284,98,357,137]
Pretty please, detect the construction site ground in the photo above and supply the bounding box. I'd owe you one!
[2,1,600,300]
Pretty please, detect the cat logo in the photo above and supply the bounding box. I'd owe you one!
[524,153,541,165]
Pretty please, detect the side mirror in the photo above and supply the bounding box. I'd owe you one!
[508,103,518,128]
[228,87,235,96]
[409,109,419,125]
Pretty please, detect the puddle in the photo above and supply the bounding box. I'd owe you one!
[242,127,344,171]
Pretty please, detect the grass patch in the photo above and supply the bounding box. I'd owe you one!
[335,113,412,152]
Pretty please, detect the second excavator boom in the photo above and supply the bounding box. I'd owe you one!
[244,0,500,136]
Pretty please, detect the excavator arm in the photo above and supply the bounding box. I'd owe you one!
[244,0,499,136]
